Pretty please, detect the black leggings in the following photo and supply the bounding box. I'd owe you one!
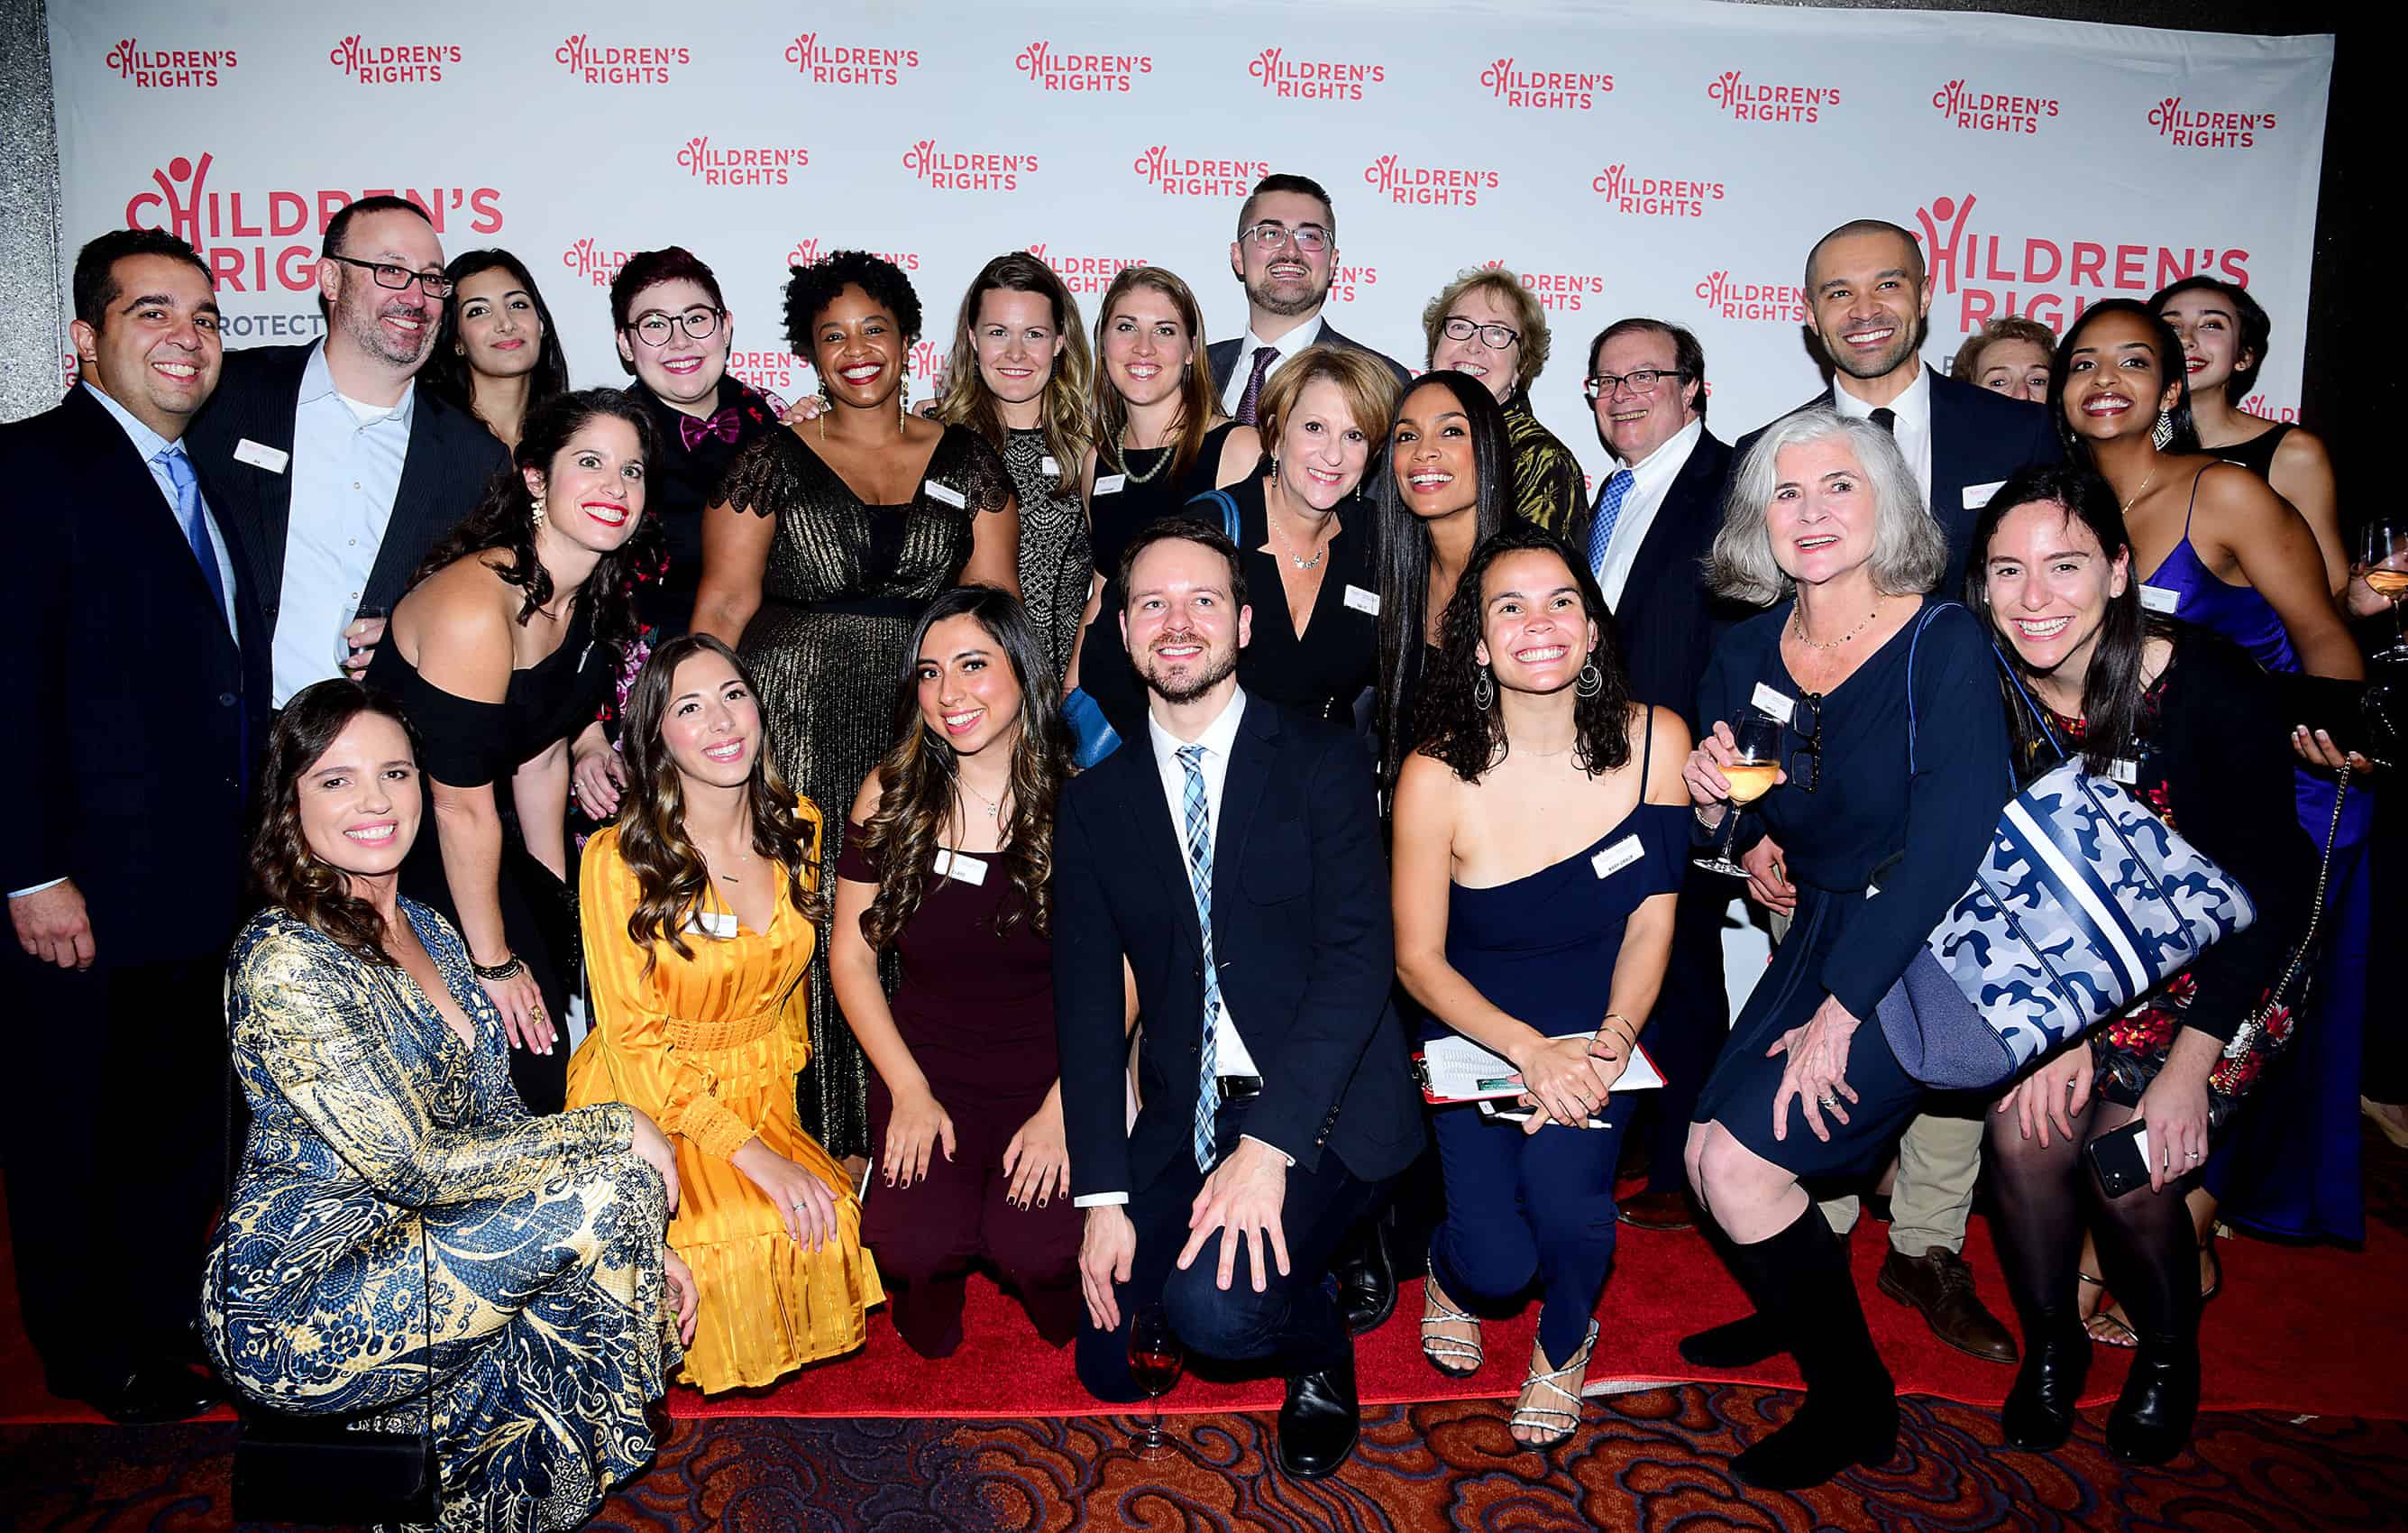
[1983,1079,2203,1354]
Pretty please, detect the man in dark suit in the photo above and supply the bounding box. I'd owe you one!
[186,195,508,710]
[1,230,270,1421]
[1564,317,1738,1232]
[1724,218,2057,1365]
[1056,518,1424,1478]
[1206,172,1410,424]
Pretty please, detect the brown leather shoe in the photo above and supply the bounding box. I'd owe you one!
[1877,1246,2018,1363]
[1616,1189,1696,1232]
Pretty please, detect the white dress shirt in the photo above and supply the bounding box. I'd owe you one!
[272,343,417,706]
[1594,417,1704,610]
[1831,363,1935,508]
[1218,312,1327,418]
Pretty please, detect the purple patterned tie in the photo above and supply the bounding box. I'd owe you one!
[1234,345,1279,427]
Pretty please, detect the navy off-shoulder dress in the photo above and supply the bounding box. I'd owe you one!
[1690,600,2010,1177]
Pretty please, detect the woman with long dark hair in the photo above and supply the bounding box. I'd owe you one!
[205,682,694,1532]
[1966,464,2312,1464]
[1392,524,1689,1446]
[422,247,571,450]
[564,633,883,1391]
[1370,371,1518,794]
[364,388,655,1113]
[829,586,1083,1356]
[694,250,1021,1165]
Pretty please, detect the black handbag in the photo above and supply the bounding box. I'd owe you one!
[221,972,440,1526]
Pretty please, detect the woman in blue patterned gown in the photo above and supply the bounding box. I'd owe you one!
[202,682,698,1533]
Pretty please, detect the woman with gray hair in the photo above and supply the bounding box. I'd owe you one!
[1674,408,2012,1489]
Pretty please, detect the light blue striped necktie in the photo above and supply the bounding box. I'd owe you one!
[1586,467,1635,575]
[1177,744,1222,1170]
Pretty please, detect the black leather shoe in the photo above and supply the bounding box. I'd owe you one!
[1331,1218,1396,1337]
[1732,1390,1899,1490]
[1277,1357,1360,1479]
[2106,1339,2199,1465]
[73,1365,224,1425]
[2002,1321,2092,1452]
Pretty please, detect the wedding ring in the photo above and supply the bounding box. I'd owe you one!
[1817,1094,1839,1110]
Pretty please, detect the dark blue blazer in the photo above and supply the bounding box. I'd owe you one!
[1567,427,1740,734]
[1207,320,1411,398]
[0,386,270,966]
[1734,365,2060,598]
[1054,695,1424,1200]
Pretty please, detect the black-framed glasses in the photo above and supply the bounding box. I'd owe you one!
[1583,368,1689,401]
[630,307,724,346]
[1787,693,1823,794]
[326,253,453,298]
[1441,317,1520,351]
[1239,222,1331,253]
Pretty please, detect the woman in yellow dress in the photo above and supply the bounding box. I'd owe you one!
[566,632,883,1391]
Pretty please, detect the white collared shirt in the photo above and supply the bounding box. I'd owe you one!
[1595,417,1704,610]
[1218,313,1327,417]
[1144,688,1261,1080]
[1831,363,1935,509]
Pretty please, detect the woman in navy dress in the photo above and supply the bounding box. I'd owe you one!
[1393,524,1691,1448]
[1680,410,2011,1490]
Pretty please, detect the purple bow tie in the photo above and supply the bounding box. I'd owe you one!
[680,406,743,450]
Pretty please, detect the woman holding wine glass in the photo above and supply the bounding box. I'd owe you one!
[2362,519,2408,660]
[1676,409,2012,1490]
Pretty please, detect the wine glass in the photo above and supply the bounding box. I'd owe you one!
[1694,715,1784,877]
[335,604,389,679]
[1126,1304,1185,1458]
[2361,519,2408,662]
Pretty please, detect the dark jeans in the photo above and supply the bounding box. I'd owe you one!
[1076,1097,1384,1403]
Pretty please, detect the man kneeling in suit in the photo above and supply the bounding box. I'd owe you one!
[1055,517,1424,1477]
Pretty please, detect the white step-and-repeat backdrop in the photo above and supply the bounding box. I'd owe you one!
[50,0,2333,493]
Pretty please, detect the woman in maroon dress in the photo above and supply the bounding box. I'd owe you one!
[830,585,1082,1356]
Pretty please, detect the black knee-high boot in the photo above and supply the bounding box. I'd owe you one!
[1717,1203,1900,1489]
[1680,1216,1783,1369]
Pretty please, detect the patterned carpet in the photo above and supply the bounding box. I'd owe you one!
[5,1118,2402,1531]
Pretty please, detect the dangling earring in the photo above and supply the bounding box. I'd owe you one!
[2152,409,2175,450]
[900,374,911,411]
[1471,666,1495,711]
[530,493,548,528]
[1575,661,1604,698]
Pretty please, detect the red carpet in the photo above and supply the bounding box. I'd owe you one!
[7,1193,2403,1426]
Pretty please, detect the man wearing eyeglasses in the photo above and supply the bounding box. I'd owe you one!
[188,195,508,708]
[1208,174,1408,427]
[1569,317,1739,1235]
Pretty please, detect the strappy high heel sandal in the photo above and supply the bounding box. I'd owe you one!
[2078,1269,2137,1348]
[1420,1271,1483,1378]
[1510,1320,1598,1451]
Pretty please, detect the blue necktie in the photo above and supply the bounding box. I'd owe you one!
[1586,467,1635,575]
[1177,744,1222,1170]
[158,444,231,629]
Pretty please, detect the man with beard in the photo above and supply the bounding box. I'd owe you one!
[1054,518,1423,1479]
[1714,218,2058,1371]
[1208,173,1409,426]
[188,196,508,708]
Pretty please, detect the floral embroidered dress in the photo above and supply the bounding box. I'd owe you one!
[203,904,680,1533]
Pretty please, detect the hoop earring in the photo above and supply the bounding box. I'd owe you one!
[1471,666,1495,711]
[1575,661,1604,698]
[2152,410,2175,450]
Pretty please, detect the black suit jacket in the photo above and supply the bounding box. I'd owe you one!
[1567,427,1737,734]
[185,344,509,633]
[1207,319,1412,398]
[1054,695,1424,1200]
[1732,365,2060,597]
[0,388,271,966]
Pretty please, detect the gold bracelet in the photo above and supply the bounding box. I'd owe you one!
[1599,1013,1637,1041]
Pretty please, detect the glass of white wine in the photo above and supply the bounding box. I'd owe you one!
[2363,519,2408,663]
[1695,715,1783,877]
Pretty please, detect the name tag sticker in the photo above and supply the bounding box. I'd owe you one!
[2138,583,2181,615]
[234,438,289,473]
[688,908,740,940]
[1094,473,1128,496]
[1591,834,1643,879]
[2110,757,2140,785]
[1750,682,1796,725]
[1040,455,1061,477]
[1342,584,1381,616]
[933,849,988,886]
[924,480,966,509]
[1963,479,2006,509]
